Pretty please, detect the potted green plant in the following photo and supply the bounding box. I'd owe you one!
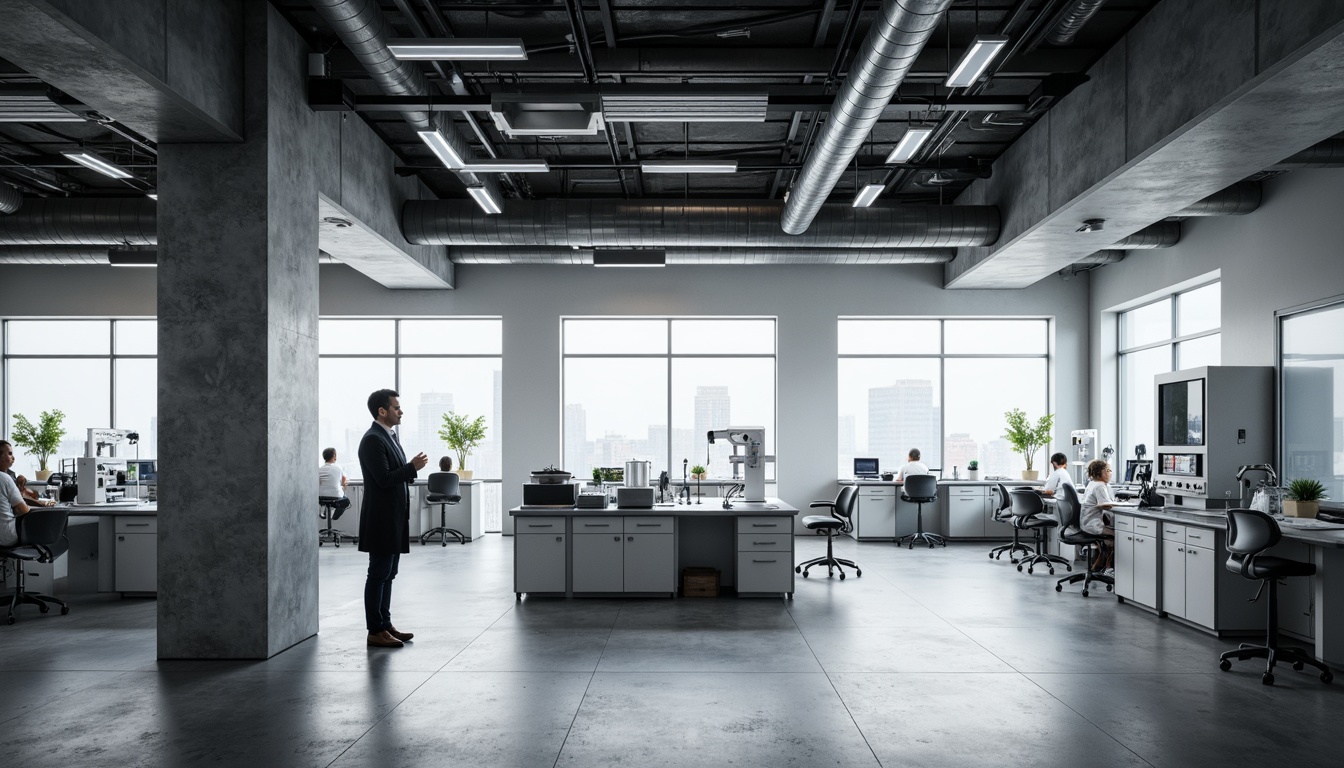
[1003,408,1054,481]
[1283,478,1328,519]
[690,464,707,480]
[10,409,65,481]
[967,460,980,481]
[438,412,486,480]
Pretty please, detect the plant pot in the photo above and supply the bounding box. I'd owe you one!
[1021,470,1039,481]
[35,469,52,482]
[968,470,980,481]
[1283,500,1319,518]
[693,473,707,480]
[456,469,473,481]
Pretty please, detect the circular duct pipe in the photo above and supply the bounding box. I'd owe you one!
[1046,1,1109,46]
[1109,221,1180,249]
[0,198,156,245]
[0,183,22,214]
[1175,181,1262,216]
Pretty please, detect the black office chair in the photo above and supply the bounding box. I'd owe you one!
[421,472,465,546]
[318,496,357,547]
[897,474,943,549]
[988,483,1033,562]
[1,508,71,625]
[796,485,860,579]
[1008,489,1071,575]
[1054,483,1113,596]
[1218,508,1333,685]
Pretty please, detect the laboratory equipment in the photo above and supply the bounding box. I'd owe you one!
[76,457,124,504]
[86,428,135,457]
[616,487,654,508]
[706,427,775,503]
[1235,464,1280,512]
[1070,429,1098,486]
[624,459,650,488]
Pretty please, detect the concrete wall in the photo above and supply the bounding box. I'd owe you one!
[1088,168,1344,442]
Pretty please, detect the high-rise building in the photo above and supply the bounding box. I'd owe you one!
[695,386,732,474]
[944,432,978,475]
[869,380,937,469]
[416,392,455,459]
[565,403,589,472]
[982,438,1017,477]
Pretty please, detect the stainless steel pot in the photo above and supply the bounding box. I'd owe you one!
[624,459,650,488]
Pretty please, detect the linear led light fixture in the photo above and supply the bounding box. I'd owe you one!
[417,129,465,169]
[946,35,1011,88]
[109,247,156,267]
[461,159,550,173]
[61,150,133,179]
[146,192,158,201]
[852,183,885,208]
[885,126,935,164]
[639,161,738,174]
[593,249,665,267]
[466,186,503,215]
[388,38,527,61]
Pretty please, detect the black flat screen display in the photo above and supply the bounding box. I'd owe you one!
[1159,379,1205,446]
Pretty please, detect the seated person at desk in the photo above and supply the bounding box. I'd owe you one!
[1040,453,1072,496]
[1080,459,1118,572]
[318,447,351,519]
[895,448,929,482]
[1,440,53,548]
[438,456,454,472]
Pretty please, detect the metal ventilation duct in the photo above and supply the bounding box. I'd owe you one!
[0,246,110,264]
[1108,221,1180,249]
[449,246,956,265]
[0,182,21,214]
[1046,1,1109,46]
[0,198,155,245]
[404,199,999,248]
[1175,181,1261,216]
[1072,250,1125,265]
[600,92,768,123]
[780,0,954,235]
[1268,138,1344,169]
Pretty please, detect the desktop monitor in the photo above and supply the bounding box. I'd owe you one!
[1124,459,1152,484]
[128,460,157,484]
[853,458,879,478]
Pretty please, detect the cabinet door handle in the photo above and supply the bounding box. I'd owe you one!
[627,536,633,541]
[528,524,553,528]
[751,523,777,528]
[555,536,563,542]
[1177,547,1184,552]
[125,523,150,527]
[752,559,777,563]
[1188,549,1197,556]
[614,536,621,541]
[585,524,611,528]
[753,541,775,546]
[1126,535,1133,541]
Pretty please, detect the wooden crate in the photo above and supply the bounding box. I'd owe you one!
[681,567,719,598]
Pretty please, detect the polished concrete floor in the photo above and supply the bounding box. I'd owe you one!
[2,534,1341,767]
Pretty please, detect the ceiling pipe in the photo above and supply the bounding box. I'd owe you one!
[449,246,957,265]
[1045,0,1109,46]
[1174,181,1261,216]
[1107,220,1180,249]
[0,198,155,245]
[0,245,110,264]
[1267,138,1344,169]
[0,183,22,214]
[1071,250,1125,266]
[404,199,999,248]
[779,0,955,235]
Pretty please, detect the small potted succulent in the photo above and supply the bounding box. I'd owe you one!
[1283,478,1328,518]
[691,464,707,480]
[967,460,980,481]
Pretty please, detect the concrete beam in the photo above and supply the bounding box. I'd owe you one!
[945,0,1344,289]
[0,0,243,142]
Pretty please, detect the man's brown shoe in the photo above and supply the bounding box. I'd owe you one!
[367,631,404,648]
[387,627,415,642]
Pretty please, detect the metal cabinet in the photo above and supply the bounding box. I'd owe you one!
[1161,535,1187,617]
[572,516,625,592]
[1115,514,1159,608]
[947,486,987,538]
[114,516,157,593]
[855,486,895,539]
[514,517,567,595]
[736,516,793,595]
[1184,542,1216,628]
[624,533,675,593]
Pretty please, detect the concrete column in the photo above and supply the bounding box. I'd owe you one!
[156,3,322,659]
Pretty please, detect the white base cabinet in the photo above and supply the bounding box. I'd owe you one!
[514,517,567,594]
[735,516,793,595]
[852,486,895,539]
[114,516,157,594]
[1114,515,1159,608]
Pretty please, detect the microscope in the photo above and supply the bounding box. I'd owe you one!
[706,427,775,504]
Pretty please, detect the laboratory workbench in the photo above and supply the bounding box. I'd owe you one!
[328,479,485,541]
[836,478,1043,541]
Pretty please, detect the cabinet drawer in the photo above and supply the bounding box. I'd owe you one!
[858,487,893,498]
[737,516,792,533]
[737,533,791,552]
[950,485,984,497]
[1162,523,1185,541]
[114,516,157,534]
[624,516,673,533]
[1113,515,1134,532]
[516,517,566,532]
[1134,518,1158,535]
[574,516,623,530]
[736,552,793,594]
[1184,527,1215,550]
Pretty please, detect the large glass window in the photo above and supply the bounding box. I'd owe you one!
[562,318,776,485]
[837,319,1050,478]
[1279,297,1344,508]
[1118,282,1221,461]
[318,318,504,530]
[2,319,156,475]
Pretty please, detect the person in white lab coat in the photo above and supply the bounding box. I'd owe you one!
[1080,459,1118,572]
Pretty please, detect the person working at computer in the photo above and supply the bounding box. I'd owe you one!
[318,448,351,520]
[1040,453,1072,497]
[1,440,52,548]
[895,448,929,482]
[1080,459,1118,572]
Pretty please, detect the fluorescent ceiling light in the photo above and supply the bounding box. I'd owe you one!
[885,127,934,164]
[389,38,527,61]
[594,249,665,267]
[852,183,885,208]
[417,129,465,169]
[146,193,158,201]
[466,186,502,215]
[945,35,1010,88]
[461,159,550,173]
[62,150,132,179]
[639,161,738,174]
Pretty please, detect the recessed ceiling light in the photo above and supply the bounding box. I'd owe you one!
[467,186,502,215]
[885,127,934,164]
[639,161,738,174]
[62,150,132,179]
[418,129,465,169]
[388,38,528,61]
[852,183,885,208]
[945,35,1011,89]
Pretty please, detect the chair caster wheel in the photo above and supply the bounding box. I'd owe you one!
[1262,673,1275,686]
[1219,659,1232,672]
[1106,585,1113,592]
[318,542,323,547]
[802,571,809,578]
[1055,584,1062,592]
[60,606,69,615]
[1322,671,1334,684]
[795,566,802,573]
[1048,568,1055,575]
[1293,661,1305,671]
[1028,568,1035,575]
[988,552,993,559]
[1017,565,1023,572]
[856,570,862,577]
[39,604,49,613]
[839,573,845,580]
[1082,590,1090,597]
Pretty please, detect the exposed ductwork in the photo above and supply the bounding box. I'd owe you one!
[1071,250,1125,266]
[1267,138,1344,169]
[449,246,956,265]
[0,198,155,245]
[779,0,954,235]
[1174,181,1261,216]
[0,183,22,214]
[1045,1,1109,47]
[1107,220,1180,250]
[404,199,999,248]
[0,245,110,264]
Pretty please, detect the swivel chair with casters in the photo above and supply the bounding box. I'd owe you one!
[1008,489,1071,575]
[421,472,466,546]
[1217,508,1333,686]
[1053,483,1113,596]
[317,497,357,547]
[1,508,71,625]
[988,483,1033,562]
[796,485,860,580]
[896,474,943,549]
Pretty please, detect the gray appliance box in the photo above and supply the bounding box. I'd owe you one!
[616,487,655,508]
[523,483,579,506]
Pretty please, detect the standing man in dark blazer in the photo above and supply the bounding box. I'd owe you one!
[358,388,428,648]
